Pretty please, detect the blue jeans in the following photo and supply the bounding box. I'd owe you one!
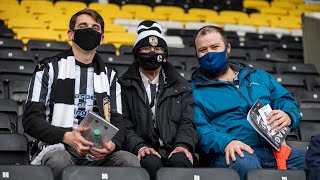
[212,148,306,180]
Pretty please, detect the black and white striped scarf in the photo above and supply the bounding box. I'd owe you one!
[51,50,116,128]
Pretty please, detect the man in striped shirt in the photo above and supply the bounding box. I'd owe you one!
[22,9,139,180]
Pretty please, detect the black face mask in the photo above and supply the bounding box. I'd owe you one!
[137,51,165,71]
[73,28,102,51]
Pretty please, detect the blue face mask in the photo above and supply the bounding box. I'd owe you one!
[198,49,228,74]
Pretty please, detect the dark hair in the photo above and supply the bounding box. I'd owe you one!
[193,25,228,49]
[69,8,104,33]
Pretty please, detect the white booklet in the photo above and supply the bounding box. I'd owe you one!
[79,111,119,147]
[247,100,290,151]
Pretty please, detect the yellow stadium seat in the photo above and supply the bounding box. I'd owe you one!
[297,4,320,12]
[273,0,304,5]
[55,1,87,15]
[271,1,297,10]
[168,13,201,23]
[205,15,236,26]
[270,19,301,29]
[101,11,133,20]
[219,10,248,19]
[55,1,87,10]
[134,11,168,21]
[104,32,137,48]
[8,18,46,30]
[21,0,54,9]
[0,4,24,14]
[243,0,270,9]
[88,3,120,14]
[0,0,19,5]
[15,28,60,44]
[50,19,70,32]
[153,6,185,18]
[121,4,152,16]
[289,9,307,17]
[248,17,269,27]
[104,24,126,33]
[188,8,218,21]
[259,8,288,16]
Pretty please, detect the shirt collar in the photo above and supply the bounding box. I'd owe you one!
[139,69,160,86]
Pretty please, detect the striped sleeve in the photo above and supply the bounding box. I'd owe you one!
[27,62,51,104]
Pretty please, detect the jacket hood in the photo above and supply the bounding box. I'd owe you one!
[191,62,256,86]
[120,61,182,87]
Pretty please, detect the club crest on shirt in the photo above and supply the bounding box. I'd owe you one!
[149,36,158,46]
[37,63,45,71]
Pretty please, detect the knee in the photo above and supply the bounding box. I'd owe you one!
[140,154,162,169]
[42,150,74,169]
[288,149,306,169]
[229,151,260,170]
[114,151,140,167]
[167,152,192,167]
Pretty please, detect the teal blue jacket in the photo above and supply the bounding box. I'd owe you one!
[191,62,301,155]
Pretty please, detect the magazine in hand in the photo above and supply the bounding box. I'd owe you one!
[79,111,119,147]
[247,100,290,151]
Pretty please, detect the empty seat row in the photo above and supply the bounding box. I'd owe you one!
[0,164,308,180]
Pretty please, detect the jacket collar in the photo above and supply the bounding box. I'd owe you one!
[120,61,182,87]
[192,62,256,86]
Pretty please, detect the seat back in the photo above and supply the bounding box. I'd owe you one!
[156,168,240,180]
[62,166,150,180]
[0,165,53,180]
[246,169,306,180]
[0,134,29,165]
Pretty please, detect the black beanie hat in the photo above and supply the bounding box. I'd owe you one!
[132,20,168,59]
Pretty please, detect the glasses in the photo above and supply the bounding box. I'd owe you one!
[139,46,165,53]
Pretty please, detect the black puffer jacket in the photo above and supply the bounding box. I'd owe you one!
[119,61,198,158]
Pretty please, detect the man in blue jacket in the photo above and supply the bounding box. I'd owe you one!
[191,25,305,180]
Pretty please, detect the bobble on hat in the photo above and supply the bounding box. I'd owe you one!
[132,20,168,59]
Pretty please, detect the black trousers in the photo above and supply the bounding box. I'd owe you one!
[140,152,193,180]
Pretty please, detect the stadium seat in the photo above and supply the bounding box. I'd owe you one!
[27,40,70,52]
[111,64,130,77]
[62,166,149,180]
[0,165,53,179]
[275,63,318,76]
[229,48,250,62]
[156,167,240,180]
[0,99,18,133]
[0,27,14,39]
[121,4,152,15]
[0,134,29,165]
[246,169,306,180]
[168,47,196,58]
[281,35,303,43]
[166,29,196,38]
[299,121,320,142]
[188,8,218,21]
[8,80,30,104]
[294,91,320,108]
[162,36,184,48]
[0,38,23,50]
[249,50,288,63]
[300,108,320,122]
[88,2,120,14]
[245,32,280,42]
[247,61,275,73]
[0,81,4,99]
[119,45,133,55]
[286,141,309,151]
[15,29,60,44]
[272,74,306,93]
[97,44,116,55]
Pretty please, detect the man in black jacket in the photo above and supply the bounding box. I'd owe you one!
[22,9,139,180]
[306,134,320,180]
[119,20,198,180]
